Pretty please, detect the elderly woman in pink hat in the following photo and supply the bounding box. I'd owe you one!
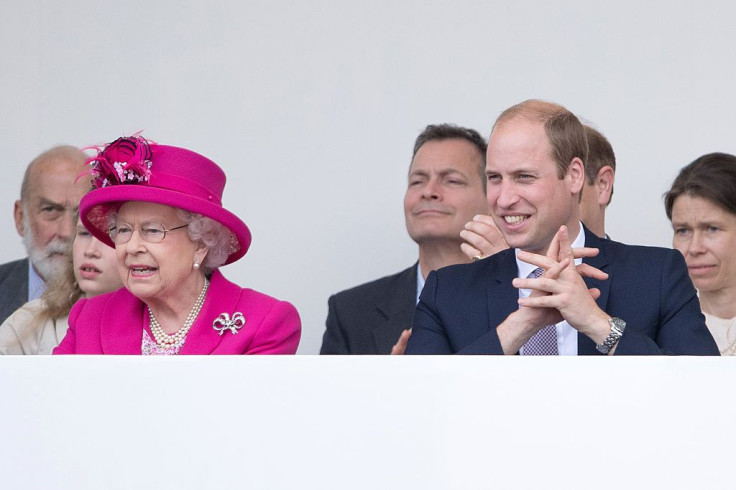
[53,135,300,355]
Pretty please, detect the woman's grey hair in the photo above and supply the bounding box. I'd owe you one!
[177,209,237,274]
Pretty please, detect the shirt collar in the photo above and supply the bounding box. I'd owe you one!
[27,260,47,301]
[416,263,425,305]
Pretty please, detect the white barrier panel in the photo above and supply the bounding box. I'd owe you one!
[0,356,728,489]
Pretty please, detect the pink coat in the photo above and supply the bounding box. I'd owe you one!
[53,270,300,354]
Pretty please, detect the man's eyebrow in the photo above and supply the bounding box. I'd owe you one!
[36,198,67,209]
[38,198,63,206]
[411,168,465,176]
[438,168,466,177]
[511,165,540,173]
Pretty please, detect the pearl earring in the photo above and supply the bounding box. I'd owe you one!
[193,262,200,270]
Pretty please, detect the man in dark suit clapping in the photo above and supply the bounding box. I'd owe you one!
[320,124,505,354]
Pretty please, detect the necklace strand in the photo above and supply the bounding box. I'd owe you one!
[148,278,210,346]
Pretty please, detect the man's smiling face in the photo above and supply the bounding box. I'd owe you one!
[485,118,583,255]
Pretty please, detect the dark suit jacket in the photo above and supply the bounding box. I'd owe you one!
[320,265,417,354]
[406,229,718,355]
[0,258,29,325]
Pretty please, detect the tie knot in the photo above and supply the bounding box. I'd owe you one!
[528,267,543,279]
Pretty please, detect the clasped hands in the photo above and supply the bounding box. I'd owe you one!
[394,221,613,355]
[505,225,612,350]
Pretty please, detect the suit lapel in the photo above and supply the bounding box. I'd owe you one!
[372,265,417,354]
[579,228,611,355]
[16,259,29,303]
[486,250,520,330]
[0,259,30,322]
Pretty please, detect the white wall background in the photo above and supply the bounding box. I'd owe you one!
[2,356,733,489]
[1,1,735,353]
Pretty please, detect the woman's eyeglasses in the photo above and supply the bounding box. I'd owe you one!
[108,223,188,244]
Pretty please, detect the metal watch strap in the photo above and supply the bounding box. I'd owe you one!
[596,317,626,354]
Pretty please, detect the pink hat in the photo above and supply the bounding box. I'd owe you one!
[80,135,251,265]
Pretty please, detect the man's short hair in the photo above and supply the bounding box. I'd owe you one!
[20,145,87,203]
[493,99,588,179]
[411,124,487,191]
[664,152,736,220]
[584,125,616,202]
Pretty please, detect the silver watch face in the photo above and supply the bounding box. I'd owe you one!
[610,317,626,333]
[596,317,626,354]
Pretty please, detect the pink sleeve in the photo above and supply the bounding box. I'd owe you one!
[53,299,86,355]
[246,300,301,355]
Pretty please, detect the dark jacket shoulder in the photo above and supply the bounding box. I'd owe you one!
[322,265,417,354]
[0,257,28,280]
[330,265,417,307]
[0,257,30,325]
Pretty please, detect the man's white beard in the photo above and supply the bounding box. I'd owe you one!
[22,215,71,282]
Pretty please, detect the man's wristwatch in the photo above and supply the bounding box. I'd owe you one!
[596,317,626,354]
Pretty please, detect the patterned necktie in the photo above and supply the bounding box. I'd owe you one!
[521,267,559,356]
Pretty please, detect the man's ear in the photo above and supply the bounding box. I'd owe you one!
[14,200,25,237]
[596,166,615,206]
[568,157,585,194]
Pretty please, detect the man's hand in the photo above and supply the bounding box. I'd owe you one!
[496,225,612,354]
[513,226,612,345]
[391,329,411,355]
[460,215,509,261]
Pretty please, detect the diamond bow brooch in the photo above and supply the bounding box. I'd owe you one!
[213,312,246,336]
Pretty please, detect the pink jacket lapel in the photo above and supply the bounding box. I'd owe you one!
[178,270,244,355]
[99,289,147,354]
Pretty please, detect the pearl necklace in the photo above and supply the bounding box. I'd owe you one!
[148,278,210,346]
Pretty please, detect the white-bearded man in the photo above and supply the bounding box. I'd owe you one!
[0,146,90,324]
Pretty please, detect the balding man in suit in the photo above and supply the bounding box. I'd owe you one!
[0,146,89,324]
[406,100,717,356]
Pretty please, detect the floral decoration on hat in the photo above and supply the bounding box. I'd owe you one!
[85,133,154,189]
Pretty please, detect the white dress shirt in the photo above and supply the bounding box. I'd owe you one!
[515,224,585,356]
[415,264,425,305]
[27,261,46,302]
